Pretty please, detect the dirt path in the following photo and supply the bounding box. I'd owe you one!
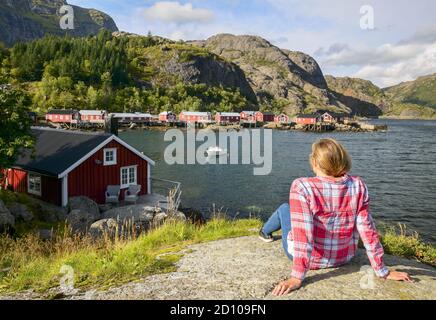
[68,236,435,300]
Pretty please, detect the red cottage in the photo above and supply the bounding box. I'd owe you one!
[295,114,321,125]
[215,112,241,124]
[80,110,107,124]
[274,114,290,124]
[321,112,349,123]
[159,111,177,123]
[46,109,80,124]
[179,111,212,123]
[1,128,155,206]
[110,113,153,124]
[262,112,276,122]
[240,111,263,123]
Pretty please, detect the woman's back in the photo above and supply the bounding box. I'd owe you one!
[289,175,365,269]
[289,173,389,280]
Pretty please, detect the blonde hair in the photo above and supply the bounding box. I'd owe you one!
[310,138,351,177]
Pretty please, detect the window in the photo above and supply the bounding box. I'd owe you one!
[120,166,137,188]
[104,148,117,166]
[28,173,41,196]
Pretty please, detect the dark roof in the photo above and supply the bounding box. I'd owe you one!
[297,114,321,118]
[262,112,276,116]
[47,109,79,115]
[14,128,111,177]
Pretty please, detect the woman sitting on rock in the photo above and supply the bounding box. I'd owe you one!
[259,138,412,296]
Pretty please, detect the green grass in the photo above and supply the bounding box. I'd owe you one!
[0,218,262,294]
[379,224,436,267]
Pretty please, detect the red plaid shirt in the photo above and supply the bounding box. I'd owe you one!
[289,175,389,281]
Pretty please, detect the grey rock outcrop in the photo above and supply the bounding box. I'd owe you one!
[8,203,33,222]
[68,197,101,220]
[0,200,15,230]
[76,236,435,300]
[163,54,257,102]
[66,209,96,233]
[38,229,54,240]
[89,218,120,238]
[194,34,347,115]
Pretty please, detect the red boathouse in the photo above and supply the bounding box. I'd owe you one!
[295,114,321,125]
[1,128,155,206]
[215,112,241,124]
[46,109,80,124]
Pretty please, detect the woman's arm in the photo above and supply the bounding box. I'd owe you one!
[356,181,390,278]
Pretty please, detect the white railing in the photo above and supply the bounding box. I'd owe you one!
[151,178,182,213]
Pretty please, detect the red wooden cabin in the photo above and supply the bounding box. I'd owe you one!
[262,112,276,122]
[274,114,290,124]
[1,128,155,207]
[321,112,349,123]
[240,111,263,122]
[80,110,107,124]
[159,111,177,123]
[46,109,80,124]
[215,112,241,124]
[179,111,212,123]
[110,113,153,124]
[295,114,321,125]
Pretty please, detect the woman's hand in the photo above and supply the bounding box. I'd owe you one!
[272,278,302,296]
[386,271,414,282]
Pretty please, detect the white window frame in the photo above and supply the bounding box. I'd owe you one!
[27,173,42,196]
[120,165,137,189]
[103,148,117,166]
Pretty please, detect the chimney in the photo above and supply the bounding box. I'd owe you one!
[105,115,119,136]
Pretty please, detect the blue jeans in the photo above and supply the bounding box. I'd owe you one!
[262,203,293,260]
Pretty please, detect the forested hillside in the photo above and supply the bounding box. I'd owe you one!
[0,31,250,114]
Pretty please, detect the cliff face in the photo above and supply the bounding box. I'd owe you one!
[0,0,118,46]
[136,42,257,102]
[190,34,349,115]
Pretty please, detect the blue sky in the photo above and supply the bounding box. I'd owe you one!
[68,0,436,87]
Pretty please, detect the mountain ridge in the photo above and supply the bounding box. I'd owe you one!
[0,0,118,46]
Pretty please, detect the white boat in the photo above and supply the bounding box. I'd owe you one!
[206,146,227,157]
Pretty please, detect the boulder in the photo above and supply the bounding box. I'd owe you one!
[66,209,97,233]
[0,199,15,230]
[180,207,206,225]
[153,212,168,226]
[8,203,33,222]
[33,200,68,223]
[68,197,100,220]
[169,211,187,222]
[89,218,120,238]
[38,229,54,240]
[103,204,160,222]
[98,203,114,213]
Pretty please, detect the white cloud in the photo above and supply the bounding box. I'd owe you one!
[143,1,214,25]
[315,25,436,87]
[353,43,436,87]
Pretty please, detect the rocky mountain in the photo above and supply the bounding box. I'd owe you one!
[140,41,257,102]
[0,0,118,46]
[326,75,436,119]
[189,34,349,115]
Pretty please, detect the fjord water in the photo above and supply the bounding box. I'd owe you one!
[120,119,436,244]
